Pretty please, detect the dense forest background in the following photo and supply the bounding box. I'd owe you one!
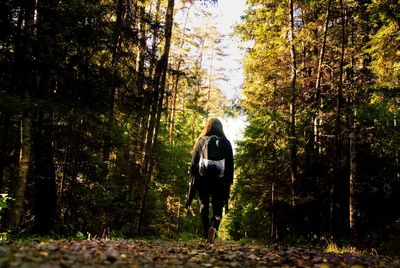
[0,0,399,255]
[228,0,400,254]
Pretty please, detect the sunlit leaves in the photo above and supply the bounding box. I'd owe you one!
[228,0,400,242]
[365,22,400,87]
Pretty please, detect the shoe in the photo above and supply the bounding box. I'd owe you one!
[207,227,216,244]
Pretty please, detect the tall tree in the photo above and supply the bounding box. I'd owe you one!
[137,0,175,234]
[288,0,298,233]
[230,0,400,243]
[331,0,346,234]
[9,0,36,229]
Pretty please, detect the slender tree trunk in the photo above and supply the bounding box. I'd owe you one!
[32,111,57,234]
[205,44,214,122]
[271,182,275,240]
[10,107,32,228]
[65,159,78,226]
[103,0,125,162]
[349,122,357,238]
[288,0,298,234]
[169,3,192,144]
[395,114,399,179]
[314,0,331,153]
[9,0,36,229]
[136,1,146,97]
[190,37,205,141]
[28,0,60,235]
[138,0,161,155]
[135,0,147,148]
[331,0,346,235]
[347,13,358,238]
[131,1,162,232]
[137,0,175,234]
[169,72,180,145]
[0,113,11,190]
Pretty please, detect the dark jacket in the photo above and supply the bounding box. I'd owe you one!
[185,135,234,208]
[190,135,234,185]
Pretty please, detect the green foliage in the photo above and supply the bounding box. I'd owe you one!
[229,0,400,250]
[0,194,9,211]
[75,231,86,240]
[0,194,10,240]
[178,232,201,241]
[365,22,400,87]
[1,0,398,254]
[325,243,367,255]
[0,0,234,239]
[238,237,256,246]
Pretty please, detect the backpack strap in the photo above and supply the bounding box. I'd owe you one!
[201,136,208,160]
[198,135,226,178]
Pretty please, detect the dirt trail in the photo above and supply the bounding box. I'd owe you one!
[0,239,391,267]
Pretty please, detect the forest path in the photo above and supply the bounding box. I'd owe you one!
[0,239,390,267]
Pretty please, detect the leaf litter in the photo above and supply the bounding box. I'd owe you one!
[0,240,392,267]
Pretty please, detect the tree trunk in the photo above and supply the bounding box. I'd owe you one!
[9,108,32,228]
[28,0,61,235]
[205,44,214,122]
[169,71,180,145]
[32,111,57,234]
[395,114,399,179]
[134,0,148,149]
[0,113,11,190]
[137,0,175,234]
[138,0,161,155]
[270,182,276,240]
[331,0,346,235]
[135,0,147,151]
[9,0,36,229]
[136,2,146,97]
[288,0,298,234]
[169,3,192,144]
[131,1,162,232]
[103,0,125,163]
[314,0,331,153]
[349,123,357,238]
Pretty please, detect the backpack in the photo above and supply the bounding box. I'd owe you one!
[198,135,225,178]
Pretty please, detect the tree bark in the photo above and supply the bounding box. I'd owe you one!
[136,1,146,98]
[103,0,125,162]
[137,0,175,234]
[138,0,161,155]
[270,182,275,240]
[9,0,36,229]
[10,107,32,228]
[205,44,214,122]
[331,0,346,235]
[169,3,192,144]
[349,124,357,238]
[314,0,331,153]
[288,0,298,234]
[32,111,57,234]
[0,113,11,190]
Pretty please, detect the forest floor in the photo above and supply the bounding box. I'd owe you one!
[0,239,396,268]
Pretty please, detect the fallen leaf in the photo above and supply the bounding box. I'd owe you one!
[38,251,49,257]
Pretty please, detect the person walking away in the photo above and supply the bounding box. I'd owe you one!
[185,118,234,244]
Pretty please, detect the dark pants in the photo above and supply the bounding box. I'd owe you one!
[197,178,225,239]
